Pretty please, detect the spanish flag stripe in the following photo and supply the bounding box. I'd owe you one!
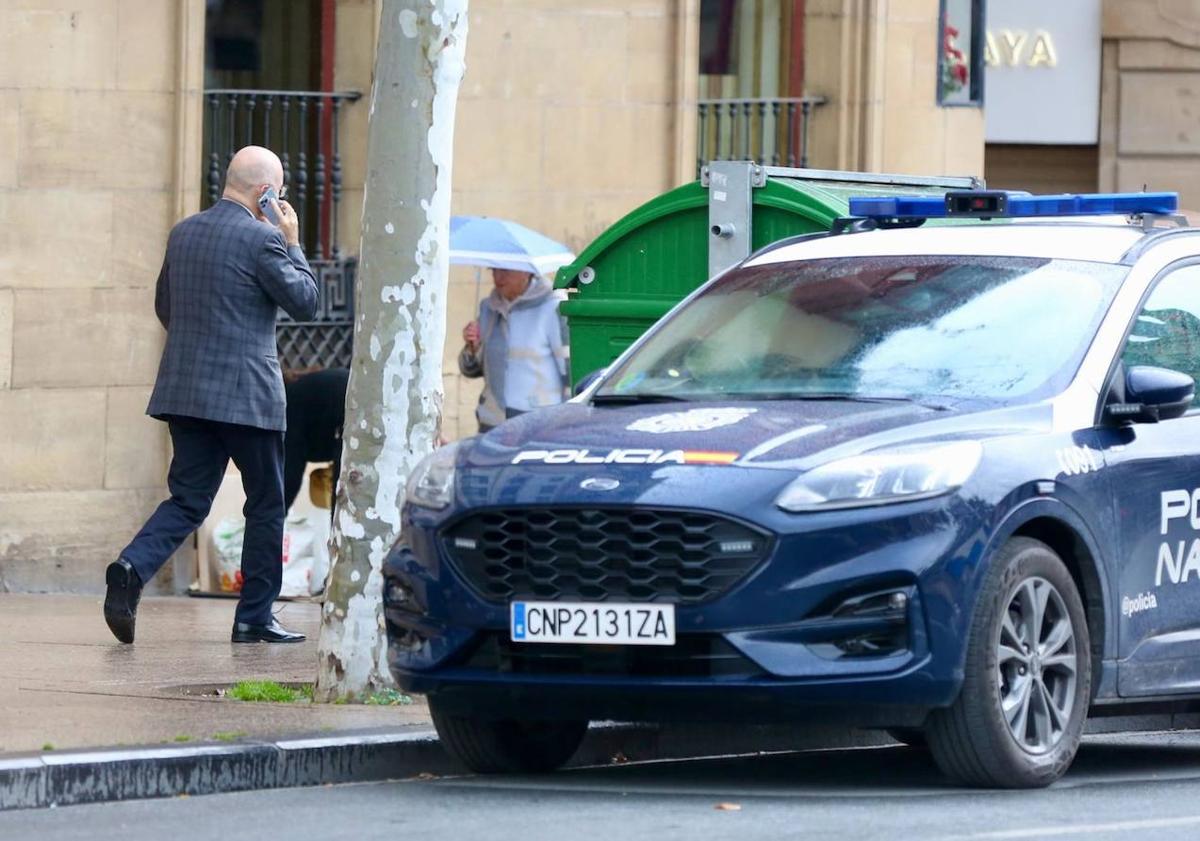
[682,451,739,464]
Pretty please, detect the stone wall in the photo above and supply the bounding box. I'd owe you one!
[1100,0,1200,208]
[0,0,205,593]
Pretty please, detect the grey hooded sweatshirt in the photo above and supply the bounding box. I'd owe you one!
[458,275,570,431]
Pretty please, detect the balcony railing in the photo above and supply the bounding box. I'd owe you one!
[697,96,826,174]
[203,88,362,261]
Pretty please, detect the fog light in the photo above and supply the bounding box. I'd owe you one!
[832,588,910,619]
[816,587,914,660]
[390,627,427,653]
[719,539,755,554]
[384,579,413,607]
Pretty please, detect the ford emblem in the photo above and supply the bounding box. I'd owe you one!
[580,477,620,492]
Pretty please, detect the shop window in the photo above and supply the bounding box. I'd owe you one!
[938,0,984,106]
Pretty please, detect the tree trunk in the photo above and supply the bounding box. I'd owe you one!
[315,0,469,701]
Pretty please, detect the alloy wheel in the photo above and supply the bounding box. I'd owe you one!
[996,576,1079,755]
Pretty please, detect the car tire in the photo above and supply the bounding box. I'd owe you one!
[430,700,589,774]
[926,537,1091,788]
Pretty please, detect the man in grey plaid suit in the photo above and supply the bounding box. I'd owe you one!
[104,146,319,645]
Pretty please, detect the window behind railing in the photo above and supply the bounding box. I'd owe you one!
[697,95,824,174]
[202,89,360,261]
[202,2,354,373]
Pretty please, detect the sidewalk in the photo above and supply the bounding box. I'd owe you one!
[0,594,430,754]
[0,593,889,810]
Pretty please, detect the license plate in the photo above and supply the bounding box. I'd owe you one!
[510,601,676,646]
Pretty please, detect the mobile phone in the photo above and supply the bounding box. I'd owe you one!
[258,187,281,225]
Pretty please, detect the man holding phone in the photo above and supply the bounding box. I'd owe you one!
[103,145,319,645]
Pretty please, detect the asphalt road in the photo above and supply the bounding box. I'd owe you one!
[11,731,1200,840]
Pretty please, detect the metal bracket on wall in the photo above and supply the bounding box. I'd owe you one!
[704,161,767,279]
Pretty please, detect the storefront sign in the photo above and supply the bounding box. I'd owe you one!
[984,0,1101,144]
[985,31,1058,68]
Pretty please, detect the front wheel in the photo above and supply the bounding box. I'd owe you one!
[926,537,1091,788]
[430,699,588,774]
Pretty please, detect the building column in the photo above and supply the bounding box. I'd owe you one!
[672,0,702,186]
[173,0,207,223]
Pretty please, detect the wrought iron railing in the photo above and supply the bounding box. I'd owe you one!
[203,88,362,261]
[275,258,357,371]
[697,96,826,174]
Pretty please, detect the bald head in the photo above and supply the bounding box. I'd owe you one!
[223,146,284,215]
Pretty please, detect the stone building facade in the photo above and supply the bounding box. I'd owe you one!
[0,1,206,592]
[1099,0,1200,204]
[0,0,985,593]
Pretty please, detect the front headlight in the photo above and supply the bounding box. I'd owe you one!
[775,441,982,512]
[405,441,461,509]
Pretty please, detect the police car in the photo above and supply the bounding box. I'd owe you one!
[384,190,1200,788]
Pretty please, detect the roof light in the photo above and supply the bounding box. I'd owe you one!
[847,191,1179,221]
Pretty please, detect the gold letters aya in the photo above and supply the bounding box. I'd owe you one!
[984,30,1058,68]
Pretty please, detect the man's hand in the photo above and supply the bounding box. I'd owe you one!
[274,199,301,247]
[463,320,481,352]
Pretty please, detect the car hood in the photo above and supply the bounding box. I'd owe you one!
[445,398,1052,511]
[463,398,1050,470]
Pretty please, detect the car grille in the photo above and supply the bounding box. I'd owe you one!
[441,507,771,605]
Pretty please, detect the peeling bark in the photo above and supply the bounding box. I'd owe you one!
[315,0,468,701]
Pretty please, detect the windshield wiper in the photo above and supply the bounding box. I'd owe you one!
[718,392,951,410]
[591,393,693,405]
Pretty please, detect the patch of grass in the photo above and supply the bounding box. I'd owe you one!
[364,689,414,707]
[298,684,315,702]
[226,680,302,703]
[41,743,54,752]
[173,735,192,743]
[212,731,247,742]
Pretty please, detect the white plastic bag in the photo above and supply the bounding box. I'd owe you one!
[208,513,331,597]
[281,512,331,597]
[211,517,245,593]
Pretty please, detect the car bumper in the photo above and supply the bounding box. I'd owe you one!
[383,493,987,724]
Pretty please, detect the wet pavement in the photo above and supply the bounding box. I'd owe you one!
[0,594,429,754]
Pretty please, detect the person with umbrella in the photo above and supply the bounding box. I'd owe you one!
[450,217,574,433]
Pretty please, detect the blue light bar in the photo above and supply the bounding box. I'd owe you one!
[848,191,1179,220]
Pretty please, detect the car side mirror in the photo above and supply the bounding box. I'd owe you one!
[1106,365,1195,424]
[573,368,606,397]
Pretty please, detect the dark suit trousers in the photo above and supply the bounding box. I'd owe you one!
[120,416,286,625]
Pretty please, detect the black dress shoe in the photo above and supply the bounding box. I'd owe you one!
[231,619,306,644]
[103,558,143,644]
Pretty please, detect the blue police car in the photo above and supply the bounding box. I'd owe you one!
[385,190,1200,788]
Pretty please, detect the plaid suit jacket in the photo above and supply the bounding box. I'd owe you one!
[146,199,319,432]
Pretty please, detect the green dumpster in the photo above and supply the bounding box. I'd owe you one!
[554,164,981,386]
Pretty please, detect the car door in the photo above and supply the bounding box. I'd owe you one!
[1102,263,1200,696]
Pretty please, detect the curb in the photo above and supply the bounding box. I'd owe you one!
[0,722,889,812]
[0,727,446,812]
[7,714,1198,811]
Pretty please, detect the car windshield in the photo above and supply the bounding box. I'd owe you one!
[596,256,1128,403]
